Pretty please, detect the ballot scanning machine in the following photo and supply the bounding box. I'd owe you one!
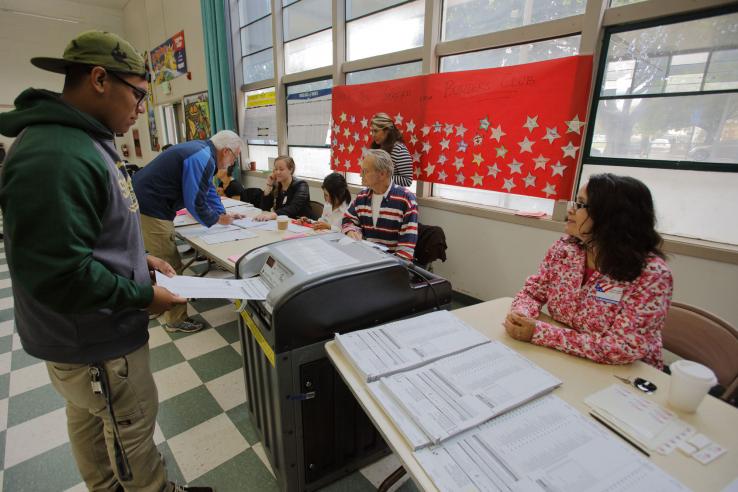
[234,233,452,491]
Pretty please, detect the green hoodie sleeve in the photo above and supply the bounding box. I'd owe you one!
[1,125,153,313]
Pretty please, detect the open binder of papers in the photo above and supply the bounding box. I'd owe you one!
[585,385,695,455]
[155,272,269,300]
[414,394,690,492]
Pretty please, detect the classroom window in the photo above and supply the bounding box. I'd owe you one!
[243,87,277,146]
[285,29,333,74]
[346,0,424,61]
[587,10,738,166]
[346,0,409,20]
[238,0,273,84]
[441,0,585,42]
[158,103,183,146]
[345,61,423,85]
[247,144,279,171]
[584,8,738,246]
[440,35,580,73]
[283,0,331,42]
[287,79,332,179]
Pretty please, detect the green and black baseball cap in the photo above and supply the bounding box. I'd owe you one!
[31,30,147,78]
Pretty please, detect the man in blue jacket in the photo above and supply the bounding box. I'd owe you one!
[132,130,245,332]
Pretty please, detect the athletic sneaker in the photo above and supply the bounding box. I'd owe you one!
[171,483,214,492]
[164,318,204,333]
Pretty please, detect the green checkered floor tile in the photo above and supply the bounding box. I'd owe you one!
[0,243,418,491]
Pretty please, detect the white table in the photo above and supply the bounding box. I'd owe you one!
[325,297,738,492]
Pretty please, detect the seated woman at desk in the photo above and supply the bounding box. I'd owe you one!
[215,163,245,199]
[311,172,351,231]
[255,155,314,220]
[504,174,673,368]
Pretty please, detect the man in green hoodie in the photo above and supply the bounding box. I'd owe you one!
[0,31,211,492]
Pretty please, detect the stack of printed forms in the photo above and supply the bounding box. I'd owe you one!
[335,310,562,449]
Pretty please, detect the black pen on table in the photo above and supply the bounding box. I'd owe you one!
[589,412,650,457]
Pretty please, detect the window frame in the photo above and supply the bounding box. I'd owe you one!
[583,4,738,173]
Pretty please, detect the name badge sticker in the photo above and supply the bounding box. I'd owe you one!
[594,281,624,304]
[282,195,288,205]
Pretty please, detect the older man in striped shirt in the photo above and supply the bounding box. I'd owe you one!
[342,149,418,261]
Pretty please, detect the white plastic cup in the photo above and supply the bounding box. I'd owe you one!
[667,360,717,413]
[277,215,289,231]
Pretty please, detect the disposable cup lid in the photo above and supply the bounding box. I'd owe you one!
[670,360,717,383]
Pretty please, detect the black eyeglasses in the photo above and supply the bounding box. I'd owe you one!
[108,71,148,107]
[568,200,589,210]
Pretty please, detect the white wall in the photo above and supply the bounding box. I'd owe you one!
[420,207,738,327]
[120,0,208,167]
[0,0,124,149]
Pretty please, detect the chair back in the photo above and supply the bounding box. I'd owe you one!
[663,302,738,402]
[242,187,264,208]
[309,201,324,220]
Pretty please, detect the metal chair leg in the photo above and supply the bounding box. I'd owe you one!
[378,466,407,492]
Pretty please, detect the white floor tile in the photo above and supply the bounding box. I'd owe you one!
[251,442,275,478]
[205,369,246,412]
[0,264,8,273]
[0,352,10,376]
[0,278,11,290]
[231,341,241,355]
[11,333,21,351]
[198,304,237,329]
[0,470,3,492]
[0,319,13,338]
[4,407,69,468]
[173,329,228,360]
[153,422,165,445]
[152,361,202,403]
[64,483,87,492]
[9,361,50,397]
[359,453,408,491]
[0,296,13,310]
[0,398,7,432]
[167,413,249,483]
[148,325,171,350]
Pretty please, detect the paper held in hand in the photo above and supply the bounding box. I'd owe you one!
[155,271,269,300]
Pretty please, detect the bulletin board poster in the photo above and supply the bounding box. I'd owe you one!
[146,96,159,151]
[183,91,211,141]
[244,89,277,142]
[331,55,593,200]
[287,87,332,146]
[150,31,188,85]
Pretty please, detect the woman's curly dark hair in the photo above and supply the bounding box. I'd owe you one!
[583,174,665,282]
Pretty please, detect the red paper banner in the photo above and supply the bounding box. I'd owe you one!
[331,55,593,200]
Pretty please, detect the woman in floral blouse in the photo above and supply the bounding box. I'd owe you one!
[504,174,672,368]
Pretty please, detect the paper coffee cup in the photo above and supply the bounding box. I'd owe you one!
[667,360,717,413]
[277,215,289,231]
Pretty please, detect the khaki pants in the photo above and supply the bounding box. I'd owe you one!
[47,344,172,492]
[140,214,187,326]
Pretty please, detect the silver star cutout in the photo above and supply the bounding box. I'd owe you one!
[457,141,468,153]
[413,167,422,178]
[348,143,354,153]
[353,132,360,141]
[339,143,345,152]
[490,125,506,142]
[543,126,559,144]
[551,161,567,177]
[444,123,454,135]
[518,136,534,153]
[394,113,404,125]
[344,159,351,169]
[487,163,501,177]
[453,157,465,171]
[424,163,435,176]
[565,115,585,134]
[440,138,450,150]
[508,159,522,174]
[533,154,549,170]
[471,173,483,187]
[422,141,431,153]
[410,134,418,145]
[472,153,484,166]
[421,125,431,136]
[495,145,508,158]
[455,172,466,184]
[542,183,556,197]
[438,154,448,164]
[438,170,448,181]
[502,178,515,192]
[523,173,536,188]
[350,115,355,124]
[412,151,422,162]
[561,141,579,159]
[455,124,468,137]
[360,117,368,128]
[433,121,442,132]
[343,128,350,138]
[406,119,415,132]
[340,112,347,122]
[523,115,539,132]
[479,117,490,131]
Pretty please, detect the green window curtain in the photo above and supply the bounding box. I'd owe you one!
[201,0,236,135]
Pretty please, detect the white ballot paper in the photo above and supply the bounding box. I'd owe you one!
[335,310,490,382]
[275,238,359,274]
[379,342,561,446]
[173,214,199,227]
[201,228,259,245]
[176,224,240,238]
[155,272,269,300]
[415,395,689,492]
[221,197,244,208]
